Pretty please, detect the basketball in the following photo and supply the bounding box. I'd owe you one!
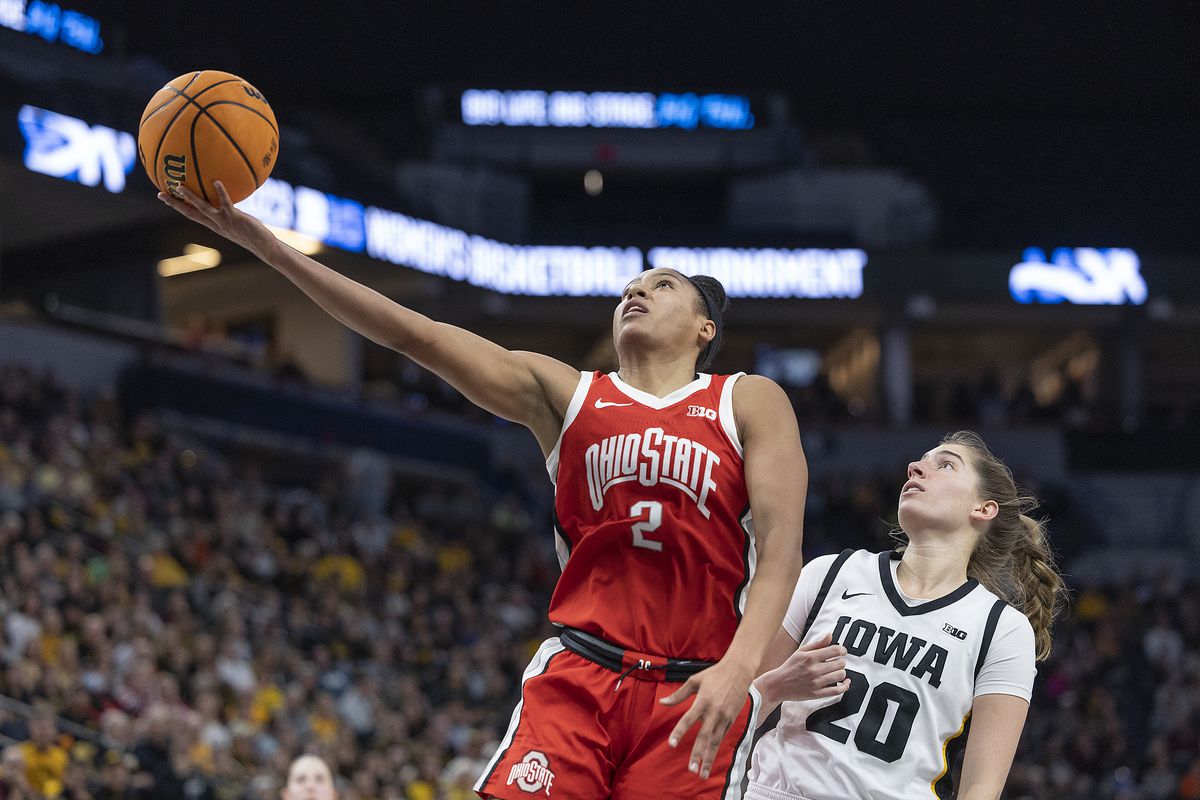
[137,70,279,206]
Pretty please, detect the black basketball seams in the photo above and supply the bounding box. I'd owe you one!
[201,99,279,139]
[193,107,262,192]
[139,71,201,128]
[148,76,275,197]
[188,112,209,205]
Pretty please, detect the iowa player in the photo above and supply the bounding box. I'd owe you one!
[160,184,807,800]
[747,432,1065,800]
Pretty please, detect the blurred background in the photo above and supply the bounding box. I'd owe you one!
[0,3,1198,798]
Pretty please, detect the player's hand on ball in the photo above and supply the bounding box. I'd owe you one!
[159,181,272,257]
[660,657,755,780]
[763,633,850,705]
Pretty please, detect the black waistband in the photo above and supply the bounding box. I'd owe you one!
[558,627,715,682]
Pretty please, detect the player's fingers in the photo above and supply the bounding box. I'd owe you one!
[667,705,702,748]
[693,715,729,779]
[660,677,699,707]
[812,644,847,662]
[814,681,850,697]
[158,192,210,225]
[798,633,833,652]
[821,667,847,685]
[176,185,218,219]
[213,180,235,211]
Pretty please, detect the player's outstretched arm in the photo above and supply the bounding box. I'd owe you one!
[159,182,578,452]
[956,694,1029,800]
[661,375,807,778]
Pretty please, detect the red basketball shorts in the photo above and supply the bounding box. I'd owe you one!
[475,637,761,800]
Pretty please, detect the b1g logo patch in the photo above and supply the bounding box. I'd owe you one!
[943,622,968,640]
[507,750,555,796]
[687,404,717,420]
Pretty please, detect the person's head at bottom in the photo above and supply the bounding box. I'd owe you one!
[281,754,337,800]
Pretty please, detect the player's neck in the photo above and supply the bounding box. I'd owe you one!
[616,356,701,398]
[896,539,972,599]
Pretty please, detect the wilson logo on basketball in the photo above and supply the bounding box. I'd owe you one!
[162,153,186,194]
[507,751,555,796]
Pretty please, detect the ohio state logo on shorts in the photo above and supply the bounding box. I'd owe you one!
[507,750,556,796]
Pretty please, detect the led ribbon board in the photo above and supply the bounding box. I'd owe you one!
[1009,247,1147,305]
[18,106,872,299]
[647,247,867,299]
[460,90,754,130]
[19,105,134,192]
[0,1,103,53]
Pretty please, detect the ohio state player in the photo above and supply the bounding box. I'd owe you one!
[159,182,807,800]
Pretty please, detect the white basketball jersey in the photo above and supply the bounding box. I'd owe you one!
[749,549,1035,800]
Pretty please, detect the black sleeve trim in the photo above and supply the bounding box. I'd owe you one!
[974,599,1009,680]
[800,549,855,639]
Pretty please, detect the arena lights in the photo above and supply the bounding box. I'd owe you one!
[18,105,134,193]
[156,244,222,277]
[460,90,755,131]
[1009,247,1147,305]
[647,247,867,300]
[17,105,869,299]
[0,0,103,53]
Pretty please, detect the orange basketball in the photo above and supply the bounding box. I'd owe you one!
[137,70,279,206]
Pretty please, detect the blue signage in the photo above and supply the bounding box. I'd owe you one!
[0,1,103,54]
[17,105,869,300]
[19,105,134,192]
[1009,247,1147,305]
[460,90,755,131]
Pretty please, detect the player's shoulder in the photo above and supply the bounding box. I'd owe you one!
[728,372,785,400]
[971,584,1036,639]
[801,548,874,580]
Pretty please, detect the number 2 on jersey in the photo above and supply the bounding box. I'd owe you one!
[630,500,663,551]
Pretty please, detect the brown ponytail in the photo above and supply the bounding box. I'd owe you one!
[940,432,1066,660]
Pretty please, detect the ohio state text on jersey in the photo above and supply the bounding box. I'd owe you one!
[547,371,753,662]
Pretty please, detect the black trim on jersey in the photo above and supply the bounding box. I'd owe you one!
[879,551,979,616]
[800,549,855,638]
[750,549,855,756]
[933,715,972,799]
[732,504,753,622]
[477,647,569,791]
[552,511,573,557]
[721,688,759,799]
[973,599,1008,680]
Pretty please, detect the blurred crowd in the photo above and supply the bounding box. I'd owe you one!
[0,361,1196,799]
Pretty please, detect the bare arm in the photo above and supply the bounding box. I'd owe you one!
[661,375,807,778]
[957,694,1030,800]
[160,182,579,453]
[722,375,808,675]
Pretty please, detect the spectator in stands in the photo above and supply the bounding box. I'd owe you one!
[2,358,1199,798]
[17,709,67,798]
[282,754,336,800]
[0,745,34,800]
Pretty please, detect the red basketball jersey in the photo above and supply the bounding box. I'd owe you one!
[547,371,754,663]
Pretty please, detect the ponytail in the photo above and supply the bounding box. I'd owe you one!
[1011,514,1065,660]
[942,432,1067,661]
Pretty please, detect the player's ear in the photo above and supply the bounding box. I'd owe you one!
[698,319,716,345]
[970,499,998,523]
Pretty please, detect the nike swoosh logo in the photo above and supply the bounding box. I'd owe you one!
[841,590,872,600]
[595,399,633,409]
